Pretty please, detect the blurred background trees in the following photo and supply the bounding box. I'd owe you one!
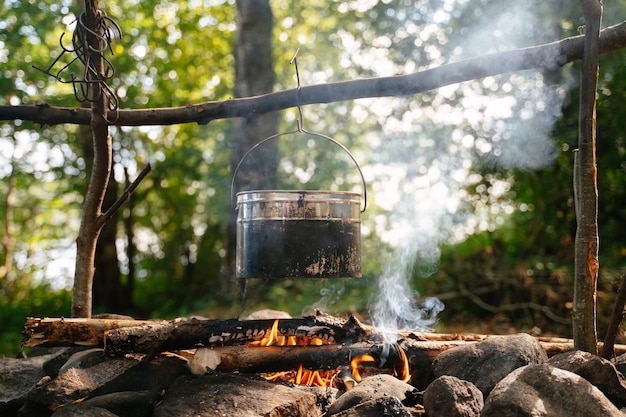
[2,0,626,356]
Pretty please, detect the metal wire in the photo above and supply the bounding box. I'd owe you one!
[231,49,368,212]
[33,8,121,120]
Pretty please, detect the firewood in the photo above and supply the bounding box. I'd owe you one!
[22,315,626,363]
[103,314,369,356]
[21,317,168,348]
[21,313,371,353]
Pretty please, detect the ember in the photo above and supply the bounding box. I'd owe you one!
[246,319,411,387]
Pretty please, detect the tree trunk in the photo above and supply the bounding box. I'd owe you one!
[93,175,123,313]
[223,0,278,298]
[72,0,114,318]
[122,167,136,310]
[79,119,123,315]
[573,0,602,354]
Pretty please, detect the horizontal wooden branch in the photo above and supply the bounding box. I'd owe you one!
[3,20,626,127]
[23,315,626,358]
[21,317,169,348]
[22,313,370,353]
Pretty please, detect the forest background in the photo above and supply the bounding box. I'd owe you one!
[2,0,626,357]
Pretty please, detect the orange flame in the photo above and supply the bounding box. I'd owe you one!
[245,319,412,387]
[395,345,411,383]
[350,354,376,382]
[247,319,327,347]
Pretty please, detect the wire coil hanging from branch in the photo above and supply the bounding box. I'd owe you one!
[33,7,121,116]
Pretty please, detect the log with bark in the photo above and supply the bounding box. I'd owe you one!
[23,313,616,356]
[22,312,369,354]
[21,312,626,390]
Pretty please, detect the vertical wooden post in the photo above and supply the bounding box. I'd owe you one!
[72,0,113,318]
[573,0,602,353]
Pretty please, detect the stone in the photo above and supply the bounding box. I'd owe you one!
[482,364,624,417]
[42,348,91,379]
[153,373,326,417]
[57,348,107,375]
[243,309,292,320]
[325,374,415,415]
[25,355,141,411]
[423,375,483,417]
[432,333,547,397]
[78,390,157,417]
[23,352,190,415]
[0,355,47,414]
[548,350,626,407]
[51,404,120,417]
[330,396,412,417]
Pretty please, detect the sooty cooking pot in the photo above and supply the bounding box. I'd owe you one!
[232,131,366,279]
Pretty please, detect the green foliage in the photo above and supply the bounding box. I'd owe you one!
[0,283,72,357]
[3,0,626,347]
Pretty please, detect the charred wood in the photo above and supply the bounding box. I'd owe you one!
[22,313,370,353]
[22,315,626,368]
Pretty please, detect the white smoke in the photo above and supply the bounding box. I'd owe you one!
[366,0,571,346]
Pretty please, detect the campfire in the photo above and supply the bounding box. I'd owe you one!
[244,318,411,387]
[21,312,427,388]
[14,312,626,416]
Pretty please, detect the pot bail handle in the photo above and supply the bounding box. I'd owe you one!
[230,129,367,213]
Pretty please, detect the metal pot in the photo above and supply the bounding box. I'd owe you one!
[232,130,366,279]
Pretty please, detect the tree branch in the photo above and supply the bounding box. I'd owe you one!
[97,163,152,228]
[71,0,114,318]
[3,20,626,127]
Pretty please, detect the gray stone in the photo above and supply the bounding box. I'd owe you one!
[432,333,547,397]
[51,404,119,417]
[80,390,157,417]
[482,364,624,417]
[57,348,107,375]
[42,348,90,379]
[548,350,626,407]
[243,309,292,320]
[325,374,415,415]
[0,355,47,414]
[330,396,412,417]
[423,375,483,417]
[25,356,140,411]
[153,373,325,417]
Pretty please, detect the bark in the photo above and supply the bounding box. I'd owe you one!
[4,19,626,127]
[573,0,602,354]
[23,314,624,356]
[21,317,167,348]
[122,167,136,310]
[206,338,626,387]
[223,0,277,297]
[71,0,114,318]
[23,315,626,391]
[93,176,123,313]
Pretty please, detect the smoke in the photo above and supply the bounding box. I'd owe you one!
[366,1,571,347]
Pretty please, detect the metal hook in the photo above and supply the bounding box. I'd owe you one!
[231,49,368,212]
[290,49,305,132]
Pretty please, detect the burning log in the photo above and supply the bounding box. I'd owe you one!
[22,314,626,384]
[206,343,382,374]
[198,339,454,388]
[22,312,370,353]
